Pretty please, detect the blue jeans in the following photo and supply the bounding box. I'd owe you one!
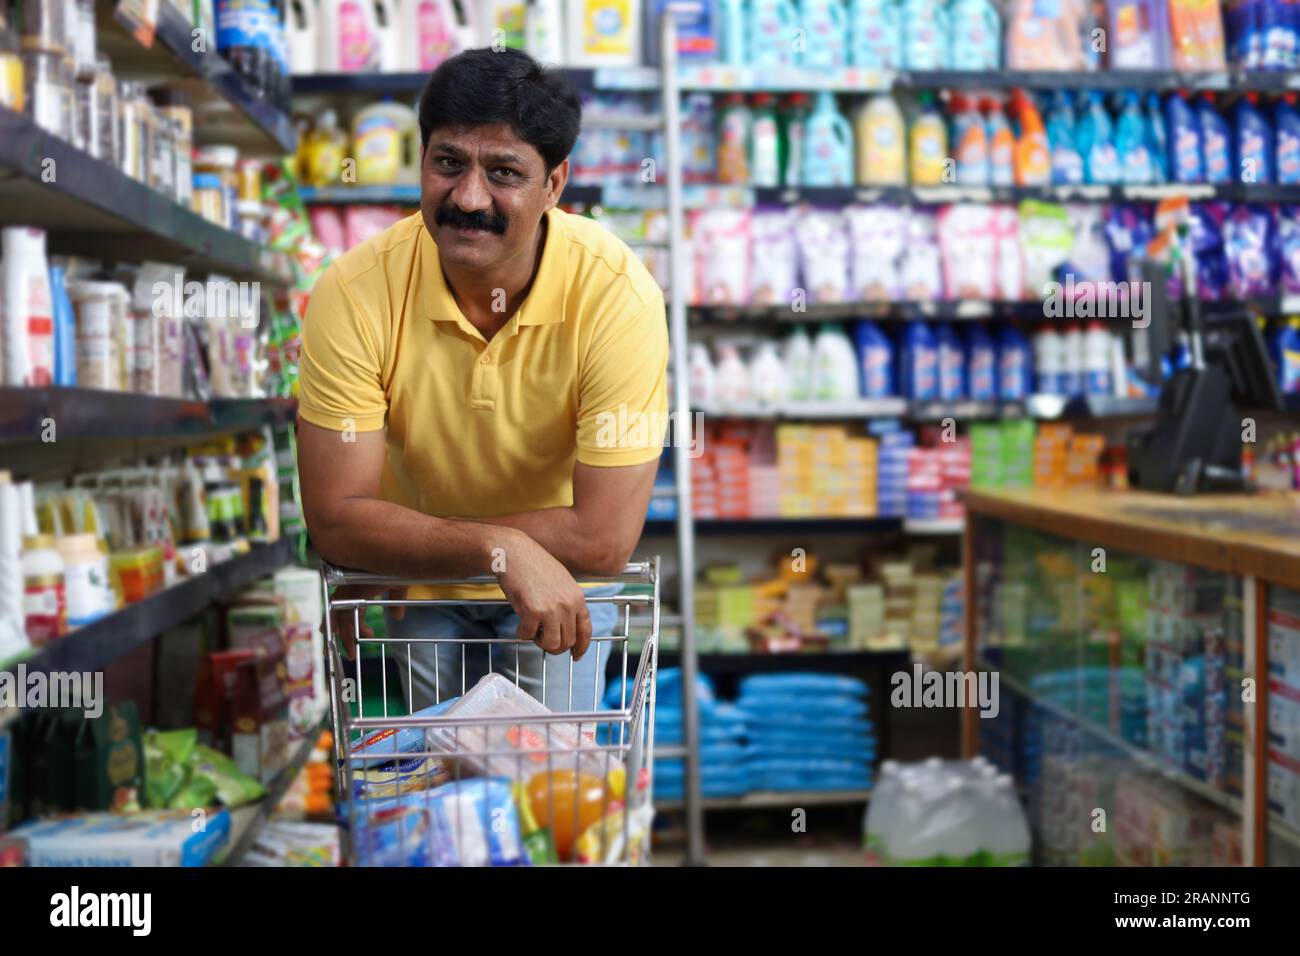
[385,585,622,713]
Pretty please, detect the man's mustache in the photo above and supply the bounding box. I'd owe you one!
[435,205,508,235]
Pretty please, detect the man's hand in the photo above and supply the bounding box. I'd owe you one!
[326,584,407,661]
[495,532,592,661]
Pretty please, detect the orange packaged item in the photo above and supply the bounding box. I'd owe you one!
[526,769,616,861]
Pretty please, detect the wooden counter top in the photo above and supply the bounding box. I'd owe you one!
[961,486,1300,587]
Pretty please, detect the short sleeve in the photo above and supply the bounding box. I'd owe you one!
[297,264,388,432]
[576,292,669,467]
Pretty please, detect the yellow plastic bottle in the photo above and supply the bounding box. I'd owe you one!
[300,109,349,187]
[908,92,949,185]
[855,93,906,186]
[353,98,421,185]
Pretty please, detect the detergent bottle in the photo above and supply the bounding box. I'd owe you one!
[849,0,898,68]
[1145,91,1169,181]
[997,325,1031,400]
[1277,93,1300,184]
[352,98,420,184]
[1116,90,1155,184]
[966,323,997,401]
[287,0,318,73]
[1198,92,1232,183]
[1045,89,1083,185]
[781,93,810,187]
[300,108,349,186]
[950,92,989,185]
[750,93,782,187]
[719,0,747,65]
[935,322,966,400]
[984,96,1015,186]
[1076,90,1119,184]
[749,0,798,67]
[400,0,466,70]
[566,0,642,66]
[947,0,1000,69]
[1235,91,1274,183]
[910,91,950,185]
[716,92,752,183]
[855,92,906,185]
[804,91,855,186]
[901,0,948,68]
[800,0,849,70]
[854,320,895,397]
[317,0,380,71]
[898,321,938,401]
[524,0,566,64]
[372,0,402,69]
[1011,88,1050,186]
[1165,91,1203,183]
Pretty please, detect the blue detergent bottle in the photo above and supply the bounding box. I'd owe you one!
[1146,91,1169,182]
[1235,92,1274,183]
[1277,93,1300,185]
[947,0,1000,70]
[799,0,849,70]
[1046,90,1084,185]
[1165,91,1204,183]
[748,0,799,68]
[1198,92,1232,184]
[854,320,895,397]
[1077,90,1120,184]
[996,325,1031,400]
[849,0,899,68]
[901,0,948,69]
[935,322,967,400]
[802,91,855,186]
[1116,90,1155,184]
[898,321,938,401]
[966,323,997,401]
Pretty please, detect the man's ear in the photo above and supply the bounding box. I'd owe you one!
[546,158,569,210]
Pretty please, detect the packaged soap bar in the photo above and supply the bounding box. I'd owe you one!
[12,808,231,866]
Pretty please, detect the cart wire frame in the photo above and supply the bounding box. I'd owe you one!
[321,559,660,866]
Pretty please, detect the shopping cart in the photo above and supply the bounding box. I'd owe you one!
[321,559,660,866]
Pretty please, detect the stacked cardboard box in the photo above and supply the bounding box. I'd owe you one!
[1268,592,1300,831]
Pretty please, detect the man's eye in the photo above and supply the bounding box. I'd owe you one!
[436,157,459,170]
[494,168,519,179]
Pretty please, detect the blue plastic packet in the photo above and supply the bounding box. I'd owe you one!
[350,696,460,761]
[352,778,525,867]
[1224,206,1276,298]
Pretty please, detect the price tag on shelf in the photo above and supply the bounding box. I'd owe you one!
[115,0,161,48]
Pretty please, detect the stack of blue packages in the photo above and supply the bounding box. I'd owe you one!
[602,668,751,801]
[735,673,875,792]
[870,421,913,518]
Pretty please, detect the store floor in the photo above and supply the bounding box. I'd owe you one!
[652,806,866,866]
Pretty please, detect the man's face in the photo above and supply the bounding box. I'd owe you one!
[420,122,566,273]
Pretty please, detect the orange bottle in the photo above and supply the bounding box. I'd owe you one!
[1010,88,1050,186]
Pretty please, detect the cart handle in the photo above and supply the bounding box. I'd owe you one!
[322,561,656,588]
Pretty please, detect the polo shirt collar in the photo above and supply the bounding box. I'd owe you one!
[421,207,569,331]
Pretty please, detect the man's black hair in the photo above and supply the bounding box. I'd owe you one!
[418,48,582,172]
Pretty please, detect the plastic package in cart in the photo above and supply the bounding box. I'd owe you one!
[428,674,626,781]
[353,778,524,867]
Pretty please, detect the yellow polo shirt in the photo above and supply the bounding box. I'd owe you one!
[298,208,668,596]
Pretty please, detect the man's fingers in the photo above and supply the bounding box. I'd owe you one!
[516,611,541,645]
[573,605,593,662]
[537,612,564,654]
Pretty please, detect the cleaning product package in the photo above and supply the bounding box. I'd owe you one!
[984,96,1015,186]
[1146,91,1169,181]
[749,0,799,67]
[749,210,799,306]
[1198,93,1232,183]
[938,204,998,300]
[992,205,1023,301]
[1005,0,1092,69]
[901,211,945,300]
[948,0,1001,68]
[1046,90,1084,185]
[1106,0,1172,67]
[1223,206,1275,298]
[966,324,997,400]
[910,92,950,185]
[1235,92,1274,183]
[951,93,989,185]
[795,210,851,303]
[1165,91,1204,183]
[850,0,899,67]
[1076,90,1120,184]
[812,324,861,400]
[799,0,849,69]
[846,204,907,300]
[692,209,752,304]
[901,0,949,68]
[1116,91,1156,184]
[898,322,938,400]
[1017,200,1074,299]
[1278,95,1300,184]
[935,322,967,400]
[803,92,854,187]
[856,93,907,186]
[1168,0,1227,69]
[855,321,895,397]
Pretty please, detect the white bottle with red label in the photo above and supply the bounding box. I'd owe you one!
[22,534,65,645]
[2,226,54,387]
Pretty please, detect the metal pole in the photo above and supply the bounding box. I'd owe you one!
[661,10,705,865]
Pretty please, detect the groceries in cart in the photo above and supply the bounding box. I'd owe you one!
[347,674,646,865]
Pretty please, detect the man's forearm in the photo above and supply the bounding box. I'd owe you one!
[467,507,629,576]
[311,496,524,579]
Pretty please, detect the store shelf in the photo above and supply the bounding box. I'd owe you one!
[0,389,297,445]
[293,69,604,96]
[656,788,872,811]
[299,183,606,207]
[697,399,909,419]
[908,399,1023,422]
[1270,816,1300,852]
[98,1,296,154]
[1,538,297,680]
[643,517,904,535]
[1023,394,1159,420]
[658,648,907,673]
[593,64,1300,93]
[220,718,328,866]
[978,654,1244,816]
[0,110,291,284]
[904,517,965,535]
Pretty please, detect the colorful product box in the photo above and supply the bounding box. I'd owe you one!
[13,808,231,866]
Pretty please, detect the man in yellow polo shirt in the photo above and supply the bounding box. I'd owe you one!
[297,48,667,711]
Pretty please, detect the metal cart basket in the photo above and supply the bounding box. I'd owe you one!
[321,559,660,866]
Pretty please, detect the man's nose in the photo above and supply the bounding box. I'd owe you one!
[449,167,492,212]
